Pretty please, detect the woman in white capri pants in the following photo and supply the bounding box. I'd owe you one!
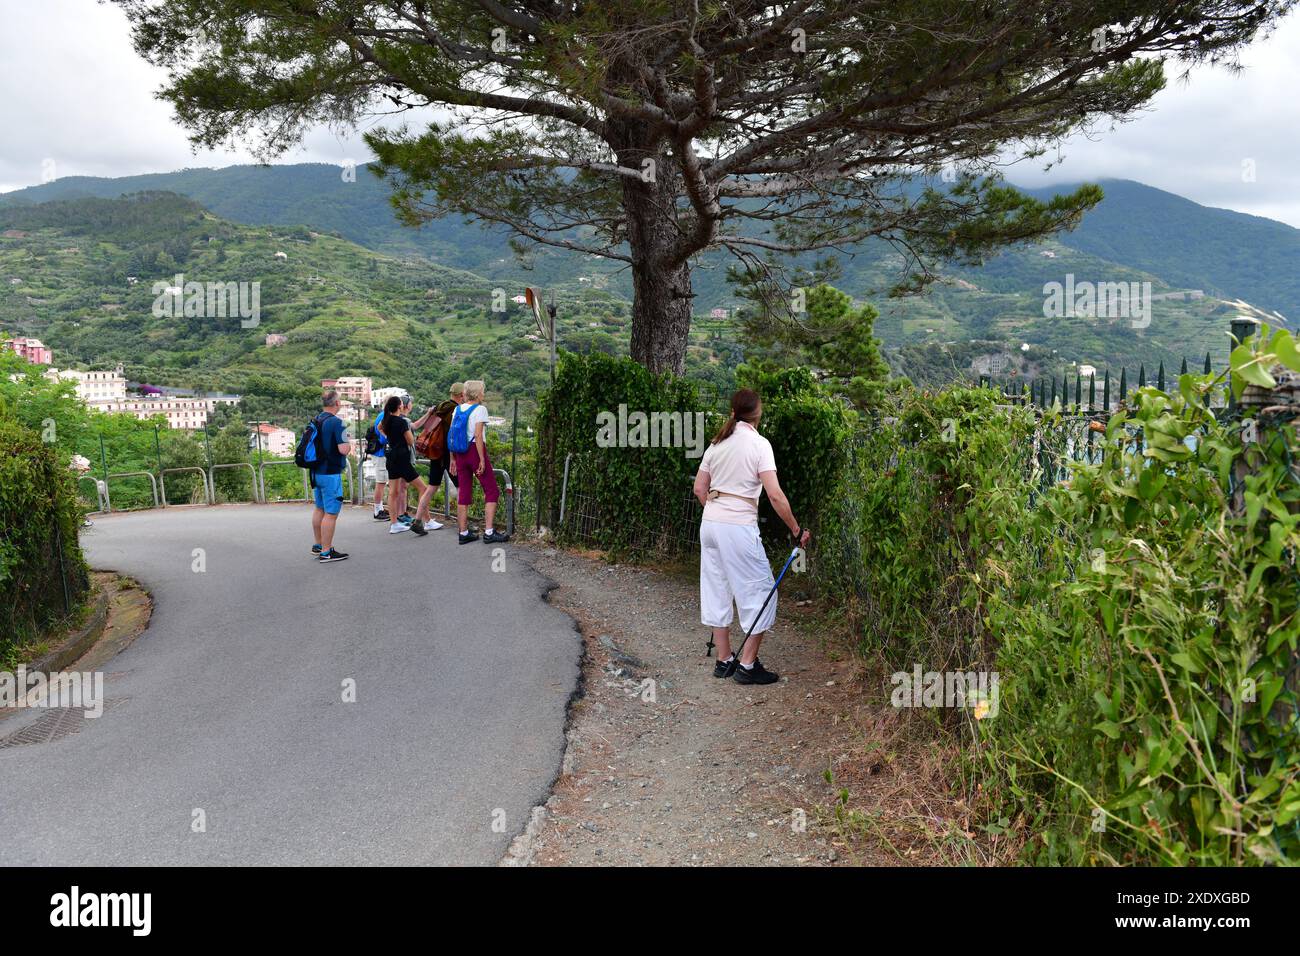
[693,388,810,685]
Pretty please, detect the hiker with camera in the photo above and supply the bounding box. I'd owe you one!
[693,388,810,685]
[412,382,463,498]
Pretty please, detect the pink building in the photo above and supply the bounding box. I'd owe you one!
[250,423,296,457]
[4,337,52,365]
[321,376,372,407]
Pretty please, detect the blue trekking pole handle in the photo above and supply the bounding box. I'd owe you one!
[722,546,802,674]
[772,546,801,589]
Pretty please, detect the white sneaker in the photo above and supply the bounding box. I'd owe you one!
[424,519,444,530]
[389,523,410,534]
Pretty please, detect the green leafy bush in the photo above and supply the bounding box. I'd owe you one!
[735,364,855,550]
[816,386,1039,671]
[539,354,854,558]
[0,403,90,667]
[827,359,1299,865]
[537,351,710,555]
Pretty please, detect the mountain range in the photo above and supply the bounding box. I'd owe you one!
[2,164,1297,399]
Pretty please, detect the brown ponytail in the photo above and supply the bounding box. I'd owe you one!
[712,388,761,445]
[378,395,401,436]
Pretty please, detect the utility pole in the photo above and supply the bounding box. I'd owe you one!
[154,424,165,508]
[510,397,519,484]
[248,420,270,502]
[548,296,558,388]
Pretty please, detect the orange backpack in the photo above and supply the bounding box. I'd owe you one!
[415,401,455,459]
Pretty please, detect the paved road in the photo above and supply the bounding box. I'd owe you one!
[0,505,581,865]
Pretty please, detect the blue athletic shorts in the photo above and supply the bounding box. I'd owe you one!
[312,472,344,515]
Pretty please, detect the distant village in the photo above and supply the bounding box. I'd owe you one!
[4,336,503,458]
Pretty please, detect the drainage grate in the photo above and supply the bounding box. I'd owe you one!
[0,699,126,749]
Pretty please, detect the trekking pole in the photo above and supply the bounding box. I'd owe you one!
[716,546,802,677]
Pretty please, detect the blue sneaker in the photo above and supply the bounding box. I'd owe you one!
[398,514,413,525]
[311,543,323,557]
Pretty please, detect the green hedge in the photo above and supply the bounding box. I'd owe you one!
[821,377,1300,865]
[815,386,1038,671]
[537,351,709,555]
[0,404,90,667]
[537,353,854,557]
[984,384,1300,866]
[734,365,855,551]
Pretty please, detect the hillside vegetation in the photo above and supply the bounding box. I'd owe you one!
[0,192,692,420]
[3,169,1297,403]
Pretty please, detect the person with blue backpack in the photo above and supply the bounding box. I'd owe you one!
[448,379,509,544]
[299,389,352,563]
[365,402,390,521]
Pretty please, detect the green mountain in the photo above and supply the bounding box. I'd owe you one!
[0,193,652,421]
[0,163,611,290]
[1020,179,1300,322]
[4,165,1296,319]
[2,165,1295,396]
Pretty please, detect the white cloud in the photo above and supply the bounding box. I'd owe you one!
[1006,12,1300,226]
[3,1,1299,226]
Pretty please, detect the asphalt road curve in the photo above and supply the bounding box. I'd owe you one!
[0,505,581,865]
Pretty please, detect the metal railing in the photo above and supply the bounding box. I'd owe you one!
[77,453,516,536]
[161,466,213,506]
[77,475,109,513]
[210,461,261,503]
[259,459,311,503]
[105,471,160,510]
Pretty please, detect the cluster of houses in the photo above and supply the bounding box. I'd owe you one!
[5,336,241,430]
[248,378,417,458]
[6,339,497,458]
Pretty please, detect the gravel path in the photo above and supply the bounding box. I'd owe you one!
[508,544,901,866]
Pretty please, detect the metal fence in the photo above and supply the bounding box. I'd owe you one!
[556,450,702,555]
[75,397,533,540]
[548,400,1228,561]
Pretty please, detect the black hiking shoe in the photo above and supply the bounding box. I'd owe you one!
[318,549,349,563]
[732,658,778,685]
[410,519,428,536]
[458,530,479,545]
[373,509,390,520]
[482,529,510,544]
[713,657,735,678]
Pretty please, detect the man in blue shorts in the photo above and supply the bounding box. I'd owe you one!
[310,389,352,563]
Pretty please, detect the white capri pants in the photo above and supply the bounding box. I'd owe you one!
[700,519,777,634]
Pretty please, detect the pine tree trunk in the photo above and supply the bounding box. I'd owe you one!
[619,148,694,376]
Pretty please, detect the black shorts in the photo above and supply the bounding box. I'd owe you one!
[386,455,419,483]
[429,453,459,489]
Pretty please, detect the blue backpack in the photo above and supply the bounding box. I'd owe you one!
[448,403,480,454]
[295,414,327,469]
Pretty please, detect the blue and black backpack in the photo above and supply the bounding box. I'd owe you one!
[448,403,480,454]
[295,413,327,469]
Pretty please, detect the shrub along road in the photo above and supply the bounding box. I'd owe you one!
[0,505,580,865]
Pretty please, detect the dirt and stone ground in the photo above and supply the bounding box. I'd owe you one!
[506,543,983,867]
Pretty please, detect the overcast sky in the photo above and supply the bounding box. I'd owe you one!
[2,0,1298,226]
